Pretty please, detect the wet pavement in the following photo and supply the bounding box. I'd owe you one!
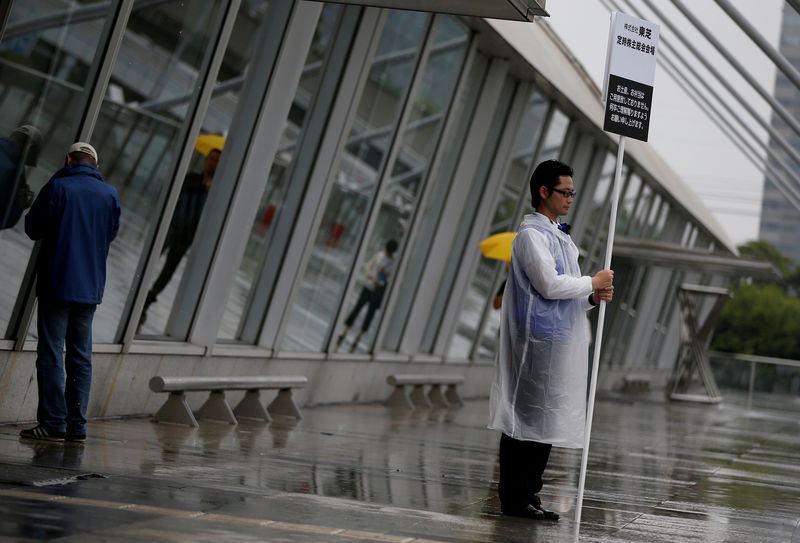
[0,393,798,542]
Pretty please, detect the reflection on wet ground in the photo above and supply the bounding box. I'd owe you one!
[0,393,798,542]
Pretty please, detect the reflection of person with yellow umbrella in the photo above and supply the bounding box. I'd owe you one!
[139,135,223,327]
[479,232,514,309]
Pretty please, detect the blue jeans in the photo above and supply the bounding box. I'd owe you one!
[36,299,96,434]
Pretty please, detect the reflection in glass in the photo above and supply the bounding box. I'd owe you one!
[583,157,628,272]
[617,173,641,234]
[283,10,430,353]
[217,3,341,341]
[503,93,549,193]
[381,52,490,352]
[627,182,652,237]
[136,0,282,336]
[0,1,112,338]
[448,96,563,360]
[537,108,570,163]
[447,194,514,359]
[338,15,470,354]
[419,79,518,354]
[87,0,224,341]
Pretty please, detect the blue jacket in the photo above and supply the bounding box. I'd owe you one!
[25,162,120,304]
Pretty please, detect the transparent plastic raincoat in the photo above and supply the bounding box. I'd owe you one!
[488,213,595,448]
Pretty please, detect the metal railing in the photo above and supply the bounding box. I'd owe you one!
[709,350,800,410]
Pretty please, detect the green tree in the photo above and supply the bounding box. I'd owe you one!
[737,240,796,285]
[711,282,800,359]
[711,241,800,359]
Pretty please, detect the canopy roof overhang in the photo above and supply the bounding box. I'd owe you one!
[326,0,548,21]
[485,18,738,254]
[613,237,781,281]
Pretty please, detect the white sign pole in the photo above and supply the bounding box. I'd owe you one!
[573,134,625,536]
[574,12,658,537]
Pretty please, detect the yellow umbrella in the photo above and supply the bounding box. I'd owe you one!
[194,134,225,155]
[478,232,517,262]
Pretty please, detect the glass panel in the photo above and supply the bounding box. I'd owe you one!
[628,183,652,237]
[652,200,670,240]
[447,193,514,359]
[339,15,469,354]
[476,280,503,359]
[214,3,341,341]
[616,173,641,235]
[581,151,614,255]
[448,97,564,360]
[1,1,114,338]
[419,78,517,354]
[537,108,570,162]
[381,51,490,351]
[283,10,430,353]
[503,93,548,193]
[88,0,225,342]
[643,192,661,236]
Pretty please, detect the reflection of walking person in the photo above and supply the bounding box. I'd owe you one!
[140,148,220,325]
[20,142,120,442]
[488,160,614,520]
[337,239,398,352]
[0,124,42,230]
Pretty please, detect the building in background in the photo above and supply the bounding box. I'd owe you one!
[0,0,771,423]
[759,5,800,263]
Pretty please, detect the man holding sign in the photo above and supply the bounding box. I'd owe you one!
[489,159,614,520]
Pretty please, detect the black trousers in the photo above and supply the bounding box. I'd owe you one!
[344,285,385,332]
[498,433,552,511]
[148,243,190,302]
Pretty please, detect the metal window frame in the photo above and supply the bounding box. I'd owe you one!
[390,55,511,357]
[419,77,524,356]
[467,102,570,362]
[378,43,489,354]
[372,24,480,355]
[562,129,599,225]
[323,13,440,355]
[585,164,631,272]
[119,0,243,347]
[171,1,330,349]
[431,83,538,357]
[4,0,134,349]
[258,8,388,350]
[571,140,607,244]
[0,2,11,38]
[232,5,364,345]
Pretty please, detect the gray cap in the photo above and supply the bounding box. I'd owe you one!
[10,124,42,167]
[68,142,99,164]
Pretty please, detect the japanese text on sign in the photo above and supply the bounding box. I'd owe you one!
[602,11,659,141]
[615,35,656,55]
[603,74,653,140]
[623,23,652,39]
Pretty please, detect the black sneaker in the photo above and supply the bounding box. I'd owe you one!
[20,425,65,442]
[66,433,86,443]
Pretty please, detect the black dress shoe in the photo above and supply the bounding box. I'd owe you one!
[501,504,545,520]
[535,504,559,520]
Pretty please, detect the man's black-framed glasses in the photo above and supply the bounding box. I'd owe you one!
[551,187,577,198]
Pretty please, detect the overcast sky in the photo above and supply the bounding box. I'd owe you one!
[544,0,784,247]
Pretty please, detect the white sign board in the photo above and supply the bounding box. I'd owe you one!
[602,12,660,141]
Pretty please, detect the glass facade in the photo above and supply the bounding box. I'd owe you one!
[0,0,739,417]
[0,1,116,338]
[100,0,228,341]
[283,10,432,353]
[216,3,343,341]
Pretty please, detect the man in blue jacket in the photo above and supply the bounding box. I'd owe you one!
[20,142,120,442]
